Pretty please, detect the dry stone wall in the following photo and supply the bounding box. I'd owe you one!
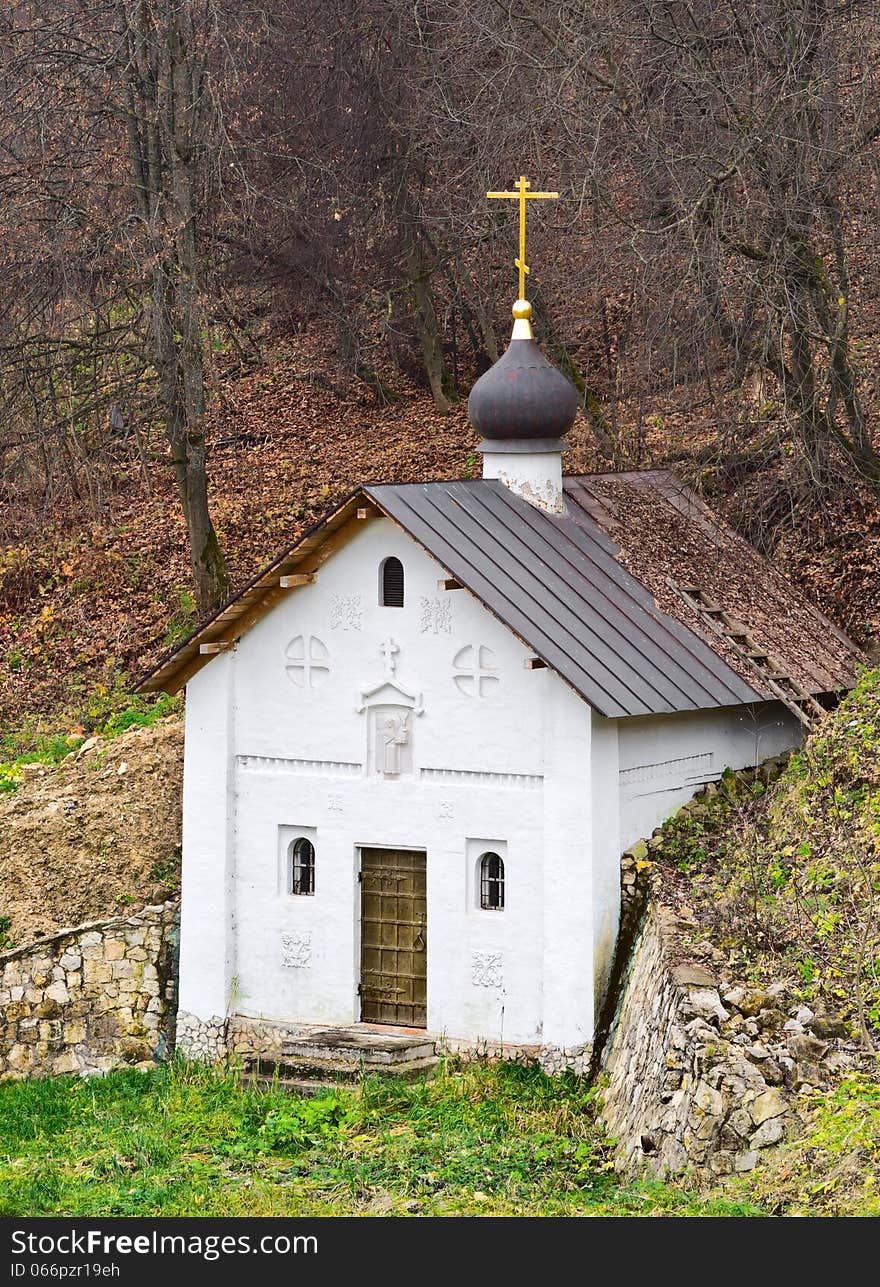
[598,905,787,1179]
[0,902,178,1079]
[601,766,859,1181]
[598,899,856,1180]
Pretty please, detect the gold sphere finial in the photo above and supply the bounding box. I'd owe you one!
[510,297,534,340]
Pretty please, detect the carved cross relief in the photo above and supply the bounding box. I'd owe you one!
[453,643,499,697]
[380,637,399,676]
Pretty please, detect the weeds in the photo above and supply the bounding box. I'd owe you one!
[0,1059,756,1217]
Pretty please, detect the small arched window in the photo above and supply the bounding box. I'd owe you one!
[479,852,505,910]
[381,556,404,607]
[290,837,315,896]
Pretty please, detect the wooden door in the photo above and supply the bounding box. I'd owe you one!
[360,848,427,1027]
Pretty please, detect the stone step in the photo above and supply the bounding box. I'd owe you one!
[241,1073,339,1098]
[280,1028,436,1066]
[242,1053,439,1090]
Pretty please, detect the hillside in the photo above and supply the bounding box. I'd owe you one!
[1,674,880,1213]
[652,668,880,1050]
[3,327,880,745]
[0,716,183,947]
[635,668,880,1212]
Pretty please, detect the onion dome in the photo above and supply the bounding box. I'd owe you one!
[468,300,579,448]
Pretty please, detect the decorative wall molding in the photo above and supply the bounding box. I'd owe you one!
[420,767,542,790]
[237,755,362,778]
[281,931,312,969]
[329,594,363,632]
[284,634,330,688]
[327,794,343,812]
[453,643,499,697]
[620,751,713,787]
[471,951,503,989]
[436,800,455,820]
[419,595,453,635]
[357,664,424,779]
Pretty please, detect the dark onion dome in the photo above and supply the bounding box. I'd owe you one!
[468,301,579,445]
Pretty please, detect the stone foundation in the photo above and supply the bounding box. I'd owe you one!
[200,1014,591,1075]
[175,1011,230,1061]
[0,902,178,1079]
[438,1034,589,1075]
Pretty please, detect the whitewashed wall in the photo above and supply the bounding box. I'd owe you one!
[180,516,605,1051]
[617,703,802,850]
[177,512,803,1056]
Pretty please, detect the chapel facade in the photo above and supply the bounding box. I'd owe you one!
[141,295,862,1070]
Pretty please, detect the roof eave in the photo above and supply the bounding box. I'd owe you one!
[135,488,378,694]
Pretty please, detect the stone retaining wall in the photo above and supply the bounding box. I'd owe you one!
[0,902,179,1079]
[599,904,793,1180]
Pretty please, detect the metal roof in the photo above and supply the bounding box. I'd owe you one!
[564,472,863,702]
[138,471,862,717]
[365,479,761,717]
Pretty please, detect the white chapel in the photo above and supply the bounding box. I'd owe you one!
[141,278,861,1071]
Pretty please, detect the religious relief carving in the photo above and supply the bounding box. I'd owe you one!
[436,800,455,820]
[330,594,363,632]
[453,644,500,697]
[419,595,453,635]
[285,635,330,689]
[327,793,343,812]
[281,931,312,969]
[379,711,410,777]
[471,951,503,989]
[357,639,424,779]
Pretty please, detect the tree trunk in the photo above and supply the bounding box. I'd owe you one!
[121,0,229,614]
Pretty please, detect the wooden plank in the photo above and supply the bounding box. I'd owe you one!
[671,577,822,728]
[279,573,316,588]
[199,641,235,656]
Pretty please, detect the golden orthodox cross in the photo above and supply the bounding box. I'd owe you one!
[486,175,559,303]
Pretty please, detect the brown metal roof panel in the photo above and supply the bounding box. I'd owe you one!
[445,483,742,710]
[365,480,762,717]
[472,483,760,707]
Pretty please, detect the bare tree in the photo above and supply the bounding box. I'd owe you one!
[0,0,231,611]
[117,0,229,609]
[569,0,880,486]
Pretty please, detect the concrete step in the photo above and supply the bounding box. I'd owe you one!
[242,1053,439,1092]
[241,1073,340,1098]
[280,1027,436,1066]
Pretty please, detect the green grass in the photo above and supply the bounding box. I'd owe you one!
[0,1060,762,1217]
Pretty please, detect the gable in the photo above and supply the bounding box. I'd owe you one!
[225,514,547,778]
[137,473,862,719]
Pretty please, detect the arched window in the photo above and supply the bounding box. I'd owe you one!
[290,837,315,896]
[479,852,505,910]
[381,556,404,607]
